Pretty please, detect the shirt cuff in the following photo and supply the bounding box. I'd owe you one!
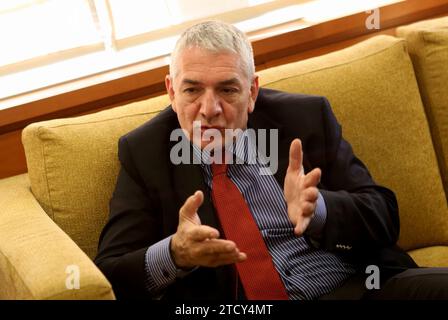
[144,235,196,294]
[144,236,177,294]
[305,191,327,239]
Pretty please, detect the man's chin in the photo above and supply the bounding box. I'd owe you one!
[198,140,226,151]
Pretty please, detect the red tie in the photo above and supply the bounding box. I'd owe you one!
[211,163,289,300]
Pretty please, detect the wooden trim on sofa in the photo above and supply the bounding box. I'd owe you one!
[1,0,448,179]
[0,130,26,179]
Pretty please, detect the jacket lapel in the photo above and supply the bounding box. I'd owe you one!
[247,108,313,189]
[171,145,221,230]
[247,110,291,188]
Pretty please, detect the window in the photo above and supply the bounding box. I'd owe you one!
[0,0,100,69]
[0,0,402,106]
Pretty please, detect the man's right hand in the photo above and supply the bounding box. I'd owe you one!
[170,190,247,269]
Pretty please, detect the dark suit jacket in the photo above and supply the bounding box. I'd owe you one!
[95,88,417,300]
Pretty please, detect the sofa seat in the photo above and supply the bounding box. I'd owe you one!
[409,246,448,267]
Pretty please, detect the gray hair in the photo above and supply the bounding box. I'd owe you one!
[169,20,255,80]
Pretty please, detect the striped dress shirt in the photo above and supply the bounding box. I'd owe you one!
[144,131,356,299]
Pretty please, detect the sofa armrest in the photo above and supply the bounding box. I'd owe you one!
[0,174,115,299]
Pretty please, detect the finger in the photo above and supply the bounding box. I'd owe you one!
[211,251,247,266]
[179,190,204,222]
[203,249,247,267]
[238,251,247,261]
[301,187,319,203]
[191,240,245,266]
[194,239,238,255]
[288,139,303,173]
[294,214,303,235]
[189,225,220,241]
[303,168,321,188]
[294,216,309,236]
[301,201,317,217]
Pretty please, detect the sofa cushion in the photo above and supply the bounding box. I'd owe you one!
[0,174,114,299]
[408,246,448,268]
[397,17,448,197]
[22,95,170,259]
[259,35,448,252]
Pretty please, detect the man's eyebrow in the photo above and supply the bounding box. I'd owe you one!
[180,77,242,86]
[218,78,242,86]
[181,79,202,86]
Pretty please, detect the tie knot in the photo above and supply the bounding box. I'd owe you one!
[211,163,228,177]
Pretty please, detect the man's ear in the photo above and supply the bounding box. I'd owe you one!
[165,75,177,112]
[248,75,259,113]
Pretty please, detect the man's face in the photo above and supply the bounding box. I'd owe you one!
[166,47,259,150]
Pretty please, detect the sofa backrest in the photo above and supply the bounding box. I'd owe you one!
[397,17,448,197]
[22,95,170,258]
[22,35,448,259]
[259,35,448,251]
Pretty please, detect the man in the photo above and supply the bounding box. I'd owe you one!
[95,21,448,300]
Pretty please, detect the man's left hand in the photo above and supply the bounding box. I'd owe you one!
[284,139,322,236]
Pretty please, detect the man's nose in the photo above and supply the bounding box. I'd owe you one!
[199,89,222,120]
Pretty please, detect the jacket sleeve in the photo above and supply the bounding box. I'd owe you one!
[94,135,162,299]
[316,97,400,254]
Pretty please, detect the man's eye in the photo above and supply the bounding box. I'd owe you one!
[183,87,198,94]
[221,87,238,94]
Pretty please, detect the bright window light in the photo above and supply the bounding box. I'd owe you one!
[301,0,402,23]
[0,0,403,107]
[108,0,172,39]
[0,0,100,67]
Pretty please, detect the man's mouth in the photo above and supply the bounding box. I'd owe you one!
[197,126,226,145]
[200,125,224,133]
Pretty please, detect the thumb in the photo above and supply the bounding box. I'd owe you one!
[179,190,204,224]
[288,139,303,173]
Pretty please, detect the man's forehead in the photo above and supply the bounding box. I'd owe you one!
[180,46,237,59]
[174,47,248,77]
